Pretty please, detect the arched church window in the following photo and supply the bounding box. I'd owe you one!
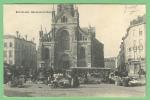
[44,48,49,60]
[78,47,86,67]
[63,16,65,22]
[58,30,70,50]
[65,17,68,23]
[61,17,63,23]
[62,30,69,50]
[61,16,68,23]
[79,47,85,59]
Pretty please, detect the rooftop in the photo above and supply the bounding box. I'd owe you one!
[4,34,36,45]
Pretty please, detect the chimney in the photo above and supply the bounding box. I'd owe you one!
[25,35,27,40]
[18,34,20,38]
[16,31,19,38]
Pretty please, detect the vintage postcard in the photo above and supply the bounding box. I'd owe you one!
[2,2,147,98]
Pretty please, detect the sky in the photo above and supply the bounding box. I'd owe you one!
[3,4,146,58]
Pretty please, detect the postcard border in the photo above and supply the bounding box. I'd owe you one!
[0,0,149,100]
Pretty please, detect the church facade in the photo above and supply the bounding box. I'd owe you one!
[37,4,104,71]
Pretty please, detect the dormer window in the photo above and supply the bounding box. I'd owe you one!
[61,16,68,23]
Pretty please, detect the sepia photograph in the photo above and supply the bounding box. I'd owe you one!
[3,4,146,97]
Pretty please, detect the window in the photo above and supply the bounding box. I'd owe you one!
[79,34,82,40]
[61,18,63,22]
[4,42,7,47]
[79,47,85,59]
[66,17,68,23]
[138,45,143,50]
[58,30,70,50]
[78,47,86,67]
[75,31,78,40]
[9,42,13,47]
[128,58,132,61]
[141,58,145,61]
[133,40,137,51]
[133,46,137,52]
[63,16,65,22]
[133,40,136,46]
[61,16,68,23]
[88,45,91,55]
[44,48,49,60]
[9,50,12,57]
[9,60,13,65]
[138,39,143,50]
[139,31,143,36]
[62,31,69,50]
[128,47,131,52]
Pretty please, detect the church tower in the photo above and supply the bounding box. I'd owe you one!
[51,4,79,69]
[37,4,104,72]
[57,4,74,16]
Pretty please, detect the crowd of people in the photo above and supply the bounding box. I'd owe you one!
[4,63,146,88]
[4,65,80,88]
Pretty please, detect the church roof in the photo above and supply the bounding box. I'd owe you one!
[81,27,89,33]
[78,27,89,35]
[78,26,95,36]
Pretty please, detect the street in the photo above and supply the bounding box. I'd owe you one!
[4,82,145,97]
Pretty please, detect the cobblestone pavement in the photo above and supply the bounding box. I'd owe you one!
[4,82,145,97]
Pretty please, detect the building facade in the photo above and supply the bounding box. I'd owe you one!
[117,15,146,77]
[37,4,104,71]
[4,34,37,72]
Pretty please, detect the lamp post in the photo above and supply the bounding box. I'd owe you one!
[138,45,143,78]
[133,45,137,60]
[133,45,137,75]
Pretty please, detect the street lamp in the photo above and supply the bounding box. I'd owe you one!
[138,44,143,78]
[133,45,137,75]
[133,45,137,60]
